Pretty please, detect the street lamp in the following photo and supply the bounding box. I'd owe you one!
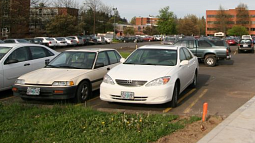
[113,7,117,39]
[84,3,96,35]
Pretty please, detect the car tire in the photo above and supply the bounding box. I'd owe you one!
[190,72,197,88]
[170,84,178,108]
[204,54,216,67]
[238,49,241,53]
[74,81,91,103]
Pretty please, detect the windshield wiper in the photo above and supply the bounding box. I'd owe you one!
[58,65,82,69]
[124,62,137,64]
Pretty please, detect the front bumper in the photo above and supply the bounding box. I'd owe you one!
[13,85,77,100]
[100,82,175,104]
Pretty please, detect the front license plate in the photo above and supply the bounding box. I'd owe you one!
[121,91,134,99]
[27,87,40,95]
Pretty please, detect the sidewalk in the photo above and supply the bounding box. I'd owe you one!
[198,96,255,143]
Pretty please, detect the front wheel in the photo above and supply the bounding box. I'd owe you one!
[204,55,216,67]
[74,81,91,103]
[170,84,178,108]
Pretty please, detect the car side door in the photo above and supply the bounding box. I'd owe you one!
[3,47,32,89]
[28,46,56,71]
[178,48,190,92]
[183,48,196,84]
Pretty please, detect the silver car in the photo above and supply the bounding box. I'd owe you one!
[0,44,59,91]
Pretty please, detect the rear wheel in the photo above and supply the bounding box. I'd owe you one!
[204,54,216,67]
[74,81,91,103]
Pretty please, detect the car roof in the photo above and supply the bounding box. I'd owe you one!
[65,48,116,52]
[139,45,179,50]
[0,43,46,47]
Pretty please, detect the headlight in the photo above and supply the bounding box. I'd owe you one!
[52,81,74,86]
[145,76,171,87]
[15,79,25,85]
[103,74,115,85]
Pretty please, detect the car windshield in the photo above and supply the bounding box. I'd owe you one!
[124,49,177,66]
[164,37,176,41]
[0,46,12,60]
[17,39,29,43]
[46,51,96,69]
[56,38,65,41]
[240,39,251,44]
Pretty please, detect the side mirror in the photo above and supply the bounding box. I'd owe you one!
[95,63,104,69]
[5,59,19,64]
[120,58,126,63]
[180,60,189,66]
[45,59,50,66]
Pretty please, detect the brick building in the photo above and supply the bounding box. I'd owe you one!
[0,0,30,39]
[30,7,79,36]
[206,8,255,36]
[135,17,158,35]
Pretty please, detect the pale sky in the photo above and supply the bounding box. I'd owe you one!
[77,0,255,21]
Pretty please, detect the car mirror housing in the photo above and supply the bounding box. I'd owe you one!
[120,58,126,63]
[180,60,189,66]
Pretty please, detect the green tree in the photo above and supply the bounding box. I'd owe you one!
[215,5,231,34]
[130,16,136,25]
[143,26,159,35]
[227,25,249,36]
[157,6,177,35]
[123,27,134,36]
[46,14,78,36]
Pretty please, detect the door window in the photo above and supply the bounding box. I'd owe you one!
[96,52,109,66]
[183,48,193,60]
[29,46,54,59]
[5,47,29,64]
[179,48,187,61]
[198,40,212,47]
[107,51,121,64]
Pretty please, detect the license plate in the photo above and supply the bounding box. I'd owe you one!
[27,87,40,95]
[243,44,248,47]
[121,91,134,99]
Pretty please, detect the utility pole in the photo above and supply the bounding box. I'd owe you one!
[113,8,117,39]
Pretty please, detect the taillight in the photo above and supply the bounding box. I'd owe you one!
[226,49,229,56]
[71,40,73,42]
[49,41,52,44]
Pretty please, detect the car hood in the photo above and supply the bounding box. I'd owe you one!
[19,68,91,85]
[108,64,175,80]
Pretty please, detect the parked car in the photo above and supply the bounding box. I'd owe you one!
[96,36,106,44]
[25,38,43,45]
[174,38,231,67]
[226,38,237,45]
[104,37,112,44]
[238,39,254,53]
[34,37,57,48]
[53,37,68,47]
[100,45,199,107]
[143,36,154,42]
[12,48,124,102]
[3,39,30,43]
[208,39,231,53]
[61,37,78,46]
[0,40,4,43]
[67,36,84,46]
[161,36,178,45]
[0,43,59,91]
[252,37,255,44]
[123,37,136,43]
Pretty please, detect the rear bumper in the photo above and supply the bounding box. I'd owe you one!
[13,85,77,100]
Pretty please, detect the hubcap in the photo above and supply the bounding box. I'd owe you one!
[207,58,214,65]
[81,85,88,100]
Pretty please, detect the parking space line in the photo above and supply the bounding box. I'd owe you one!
[163,108,172,113]
[0,96,15,101]
[183,89,208,114]
[178,88,196,104]
[88,96,99,102]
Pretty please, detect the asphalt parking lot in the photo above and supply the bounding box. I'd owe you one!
[1,42,255,117]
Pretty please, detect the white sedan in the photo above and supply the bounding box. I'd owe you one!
[13,48,123,103]
[100,45,199,107]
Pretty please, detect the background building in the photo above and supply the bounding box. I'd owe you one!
[135,16,158,35]
[0,0,30,38]
[30,7,79,36]
[206,8,255,36]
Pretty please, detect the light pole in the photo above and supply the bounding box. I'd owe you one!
[84,3,96,35]
[113,8,117,39]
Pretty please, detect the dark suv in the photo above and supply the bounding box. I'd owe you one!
[238,39,254,53]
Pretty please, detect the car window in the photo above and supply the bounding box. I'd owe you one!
[107,51,120,64]
[183,48,193,60]
[5,47,30,64]
[0,47,12,60]
[96,52,109,66]
[4,40,14,43]
[17,39,29,43]
[179,48,187,61]
[29,46,49,59]
[198,40,212,47]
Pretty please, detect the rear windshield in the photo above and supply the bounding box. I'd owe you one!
[240,39,252,44]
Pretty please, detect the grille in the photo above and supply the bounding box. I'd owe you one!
[115,79,147,87]
[25,83,52,86]
[111,95,148,101]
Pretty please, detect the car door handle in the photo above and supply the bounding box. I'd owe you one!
[24,63,30,66]
[107,67,110,71]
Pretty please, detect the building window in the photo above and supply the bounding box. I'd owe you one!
[250,15,255,18]
[236,21,249,24]
[207,21,220,24]
[207,15,216,18]
[251,21,255,24]
[226,21,235,24]
[250,28,255,31]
